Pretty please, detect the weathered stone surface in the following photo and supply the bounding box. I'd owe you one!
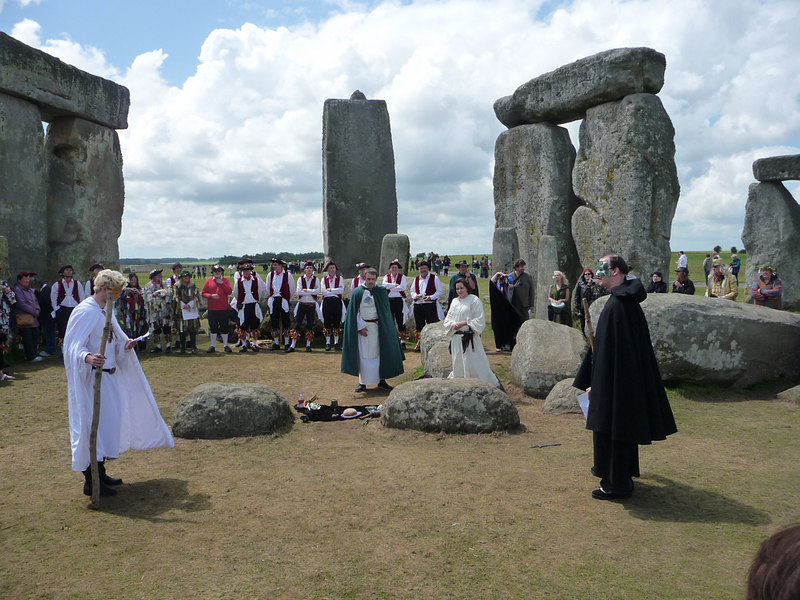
[0,93,47,277]
[173,383,293,439]
[776,384,800,402]
[752,154,800,182]
[379,233,410,276]
[420,321,451,378]
[572,93,679,280]
[45,117,123,278]
[0,236,7,277]
[492,227,518,275]
[741,182,800,311]
[494,47,666,128]
[588,293,800,387]
[493,123,580,314]
[543,378,582,414]
[535,235,558,321]
[0,32,129,129]
[323,95,397,277]
[381,378,519,433]
[511,319,587,397]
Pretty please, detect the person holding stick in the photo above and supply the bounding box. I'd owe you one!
[64,269,174,498]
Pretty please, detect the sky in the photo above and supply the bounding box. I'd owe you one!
[2,0,799,259]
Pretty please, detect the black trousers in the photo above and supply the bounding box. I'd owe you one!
[207,309,229,335]
[270,302,290,330]
[296,303,316,333]
[389,297,406,332]
[592,431,640,494]
[55,306,75,340]
[322,297,342,329]
[19,326,40,360]
[240,303,260,332]
[413,302,439,331]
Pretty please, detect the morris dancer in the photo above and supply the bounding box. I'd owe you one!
[231,263,266,352]
[382,259,411,348]
[410,260,443,351]
[321,259,346,351]
[51,264,86,346]
[352,262,369,290]
[292,260,321,353]
[171,270,201,354]
[143,269,173,354]
[84,263,104,298]
[266,258,294,351]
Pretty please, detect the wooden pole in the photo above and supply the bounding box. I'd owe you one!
[89,289,114,510]
[582,297,594,353]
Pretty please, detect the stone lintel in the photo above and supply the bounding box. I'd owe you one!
[494,47,665,128]
[0,32,129,129]
[752,154,800,182]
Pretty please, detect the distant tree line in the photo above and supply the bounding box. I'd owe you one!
[120,252,325,266]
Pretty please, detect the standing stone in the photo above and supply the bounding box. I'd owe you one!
[494,47,666,128]
[492,227,519,275]
[752,154,800,182]
[45,117,124,277]
[0,93,47,277]
[741,181,800,310]
[493,123,580,315]
[0,236,8,277]
[323,93,397,278]
[379,233,410,276]
[572,93,679,280]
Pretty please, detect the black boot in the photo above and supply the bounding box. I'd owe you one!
[98,461,123,486]
[82,466,117,497]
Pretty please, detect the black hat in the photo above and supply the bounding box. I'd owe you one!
[356,262,369,270]
[88,263,104,272]
[456,259,469,267]
[237,257,254,266]
[418,260,430,268]
[389,259,402,268]
[303,260,316,268]
[271,257,286,266]
[58,264,74,274]
[240,263,254,271]
[323,259,337,271]
[149,268,163,279]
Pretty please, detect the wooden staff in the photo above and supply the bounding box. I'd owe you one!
[582,297,595,352]
[88,288,114,509]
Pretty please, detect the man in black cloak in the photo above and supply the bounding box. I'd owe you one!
[573,253,677,500]
[488,271,525,351]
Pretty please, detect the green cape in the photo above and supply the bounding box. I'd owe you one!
[340,284,405,379]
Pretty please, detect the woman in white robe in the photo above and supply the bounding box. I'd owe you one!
[443,279,500,387]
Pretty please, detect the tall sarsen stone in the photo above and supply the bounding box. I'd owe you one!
[323,93,397,277]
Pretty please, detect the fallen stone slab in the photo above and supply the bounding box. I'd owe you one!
[776,385,800,402]
[752,154,800,182]
[0,32,129,129]
[381,378,519,433]
[543,378,583,415]
[173,383,293,439]
[494,47,665,127]
[588,293,800,387]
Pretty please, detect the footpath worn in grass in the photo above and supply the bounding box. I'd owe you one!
[1,333,798,600]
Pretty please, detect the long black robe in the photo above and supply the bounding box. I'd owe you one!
[489,281,525,351]
[574,278,677,445]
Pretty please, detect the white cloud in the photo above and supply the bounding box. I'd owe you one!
[10,0,800,258]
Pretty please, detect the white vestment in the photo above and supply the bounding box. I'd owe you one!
[443,294,499,386]
[64,297,174,471]
[356,289,381,384]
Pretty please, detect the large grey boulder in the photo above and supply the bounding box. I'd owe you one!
[322,94,397,278]
[543,378,583,415]
[511,319,587,397]
[0,93,47,277]
[493,123,580,314]
[173,383,293,439]
[45,117,124,276]
[588,293,800,387]
[381,378,519,433]
[741,181,800,311]
[420,321,451,378]
[752,154,800,182]
[0,32,129,129]
[378,233,410,275]
[494,47,666,128]
[572,93,679,280]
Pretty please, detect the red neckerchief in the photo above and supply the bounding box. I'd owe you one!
[303,275,317,289]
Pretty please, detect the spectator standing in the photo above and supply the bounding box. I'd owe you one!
[0,269,16,380]
[751,265,782,309]
[574,268,609,335]
[730,254,741,277]
[507,259,535,317]
[645,272,668,294]
[33,277,57,357]
[13,270,42,362]
[202,264,233,353]
[143,269,173,354]
[547,271,572,326]
[676,250,688,274]
[116,273,148,351]
[671,267,695,295]
[705,259,738,301]
[701,253,713,285]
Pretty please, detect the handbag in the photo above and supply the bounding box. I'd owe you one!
[15,312,34,327]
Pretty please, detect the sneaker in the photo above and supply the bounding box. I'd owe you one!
[223,346,232,353]
[207,347,216,353]
[29,356,43,363]
[150,346,162,354]
[39,351,54,357]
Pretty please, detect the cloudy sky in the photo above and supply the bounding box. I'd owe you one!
[2,0,799,259]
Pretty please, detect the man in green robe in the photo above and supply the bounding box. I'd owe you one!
[341,268,404,392]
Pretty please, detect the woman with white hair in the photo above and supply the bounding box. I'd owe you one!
[547,270,572,326]
[64,269,174,498]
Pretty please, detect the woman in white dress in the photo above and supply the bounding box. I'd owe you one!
[443,279,500,387]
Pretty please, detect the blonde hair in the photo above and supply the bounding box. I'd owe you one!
[93,269,126,292]
[553,271,570,286]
